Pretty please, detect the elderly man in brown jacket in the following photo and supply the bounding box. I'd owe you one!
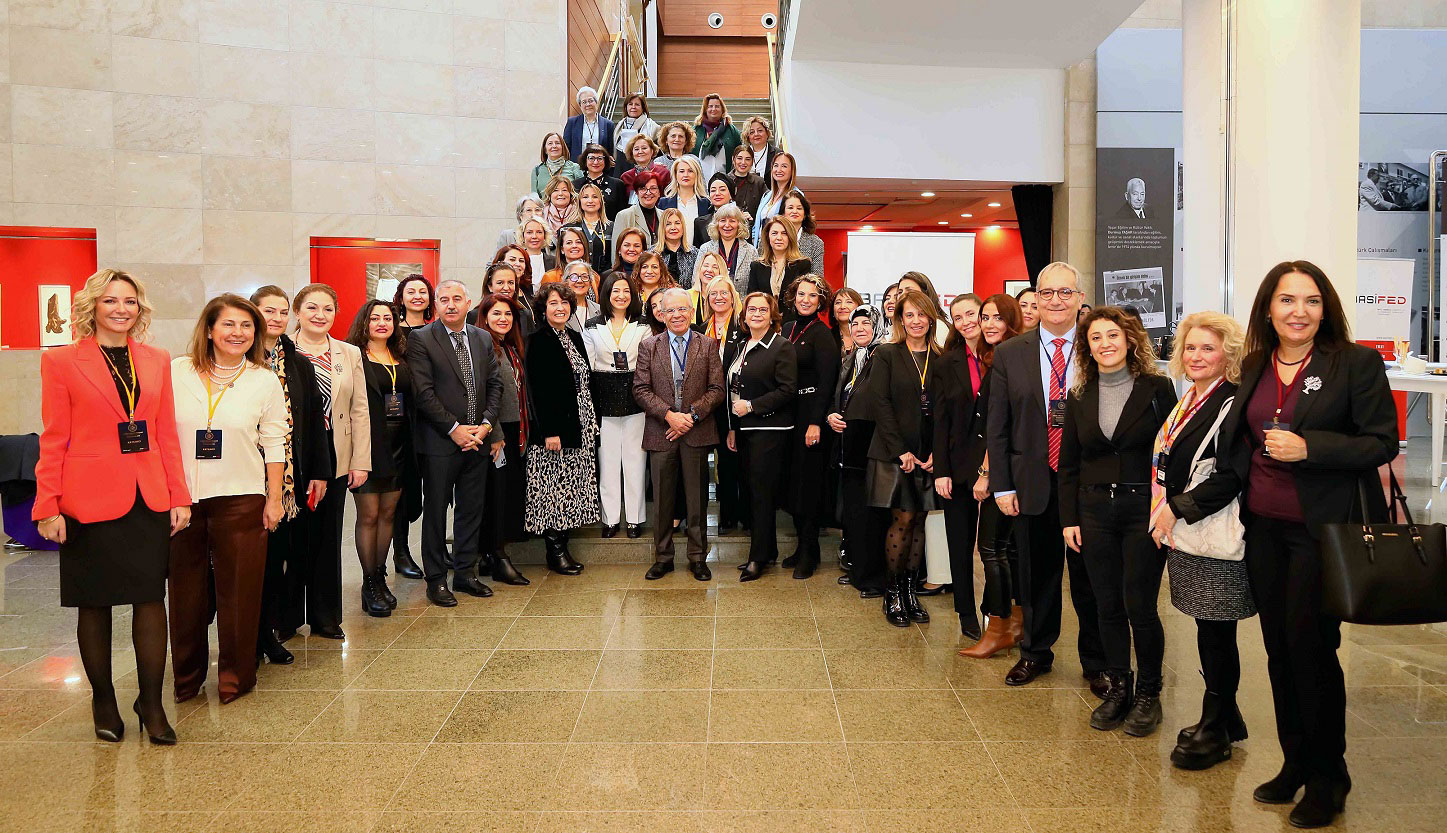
[633,287,726,580]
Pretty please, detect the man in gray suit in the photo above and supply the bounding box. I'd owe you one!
[987,262,1106,691]
[633,287,725,581]
[408,279,504,607]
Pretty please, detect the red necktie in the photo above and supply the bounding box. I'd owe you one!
[1048,337,1066,470]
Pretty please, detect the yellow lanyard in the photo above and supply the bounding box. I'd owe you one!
[369,350,398,393]
[100,346,139,427]
[203,375,232,434]
[607,318,628,344]
[910,348,930,388]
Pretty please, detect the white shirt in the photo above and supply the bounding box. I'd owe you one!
[583,318,649,372]
[582,117,599,146]
[171,358,287,501]
[749,145,771,178]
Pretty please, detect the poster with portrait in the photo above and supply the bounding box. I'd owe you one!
[38,285,72,347]
[1095,148,1175,338]
[1358,162,1433,352]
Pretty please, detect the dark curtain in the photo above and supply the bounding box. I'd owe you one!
[1011,184,1054,283]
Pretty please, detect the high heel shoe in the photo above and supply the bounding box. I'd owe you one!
[258,629,295,665]
[133,699,176,745]
[93,700,124,743]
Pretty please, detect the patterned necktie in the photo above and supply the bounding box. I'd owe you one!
[671,334,687,409]
[451,330,478,424]
[1048,337,1066,471]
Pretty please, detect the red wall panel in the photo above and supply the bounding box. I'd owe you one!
[814,227,1029,300]
[0,226,98,351]
[308,238,441,339]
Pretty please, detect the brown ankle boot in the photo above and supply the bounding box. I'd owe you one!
[1005,607,1023,644]
[958,612,1012,658]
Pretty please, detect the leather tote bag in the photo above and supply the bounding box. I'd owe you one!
[1319,470,1447,625]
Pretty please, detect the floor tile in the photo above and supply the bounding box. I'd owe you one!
[500,617,617,650]
[815,616,925,649]
[989,739,1160,808]
[704,742,856,809]
[170,689,337,742]
[252,648,382,691]
[955,688,1101,741]
[591,649,713,690]
[371,811,538,833]
[835,689,981,741]
[714,587,812,616]
[0,688,86,738]
[714,616,821,649]
[471,649,602,690]
[348,649,491,690]
[435,690,586,742]
[712,649,830,689]
[572,689,709,741]
[229,742,427,809]
[391,743,566,810]
[824,648,952,689]
[860,808,1029,833]
[605,616,716,649]
[389,616,513,649]
[298,689,463,742]
[619,589,716,616]
[849,741,1007,809]
[707,689,842,742]
[547,742,707,810]
[521,590,628,617]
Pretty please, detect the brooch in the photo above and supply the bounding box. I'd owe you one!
[1303,376,1322,395]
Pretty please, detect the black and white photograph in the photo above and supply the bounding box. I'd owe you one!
[1358,162,1430,211]
[1095,147,1175,336]
[1103,267,1166,328]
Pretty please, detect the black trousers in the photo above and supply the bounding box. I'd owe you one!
[482,421,527,553]
[419,449,488,582]
[738,430,789,565]
[715,442,749,527]
[1011,473,1105,672]
[976,497,1016,616]
[651,443,711,563]
[281,474,346,632]
[1196,618,1240,698]
[940,493,979,622]
[839,465,887,590]
[1246,516,1347,779]
[260,516,301,636]
[1077,486,1165,689]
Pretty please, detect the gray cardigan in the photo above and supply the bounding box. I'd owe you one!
[694,238,759,296]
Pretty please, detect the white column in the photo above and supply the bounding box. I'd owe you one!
[1183,0,1361,325]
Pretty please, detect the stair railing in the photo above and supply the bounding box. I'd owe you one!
[597,12,649,122]
[767,1,793,151]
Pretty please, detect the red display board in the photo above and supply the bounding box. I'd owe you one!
[309,238,441,339]
[0,227,99,350]
[1359,339,1409,440]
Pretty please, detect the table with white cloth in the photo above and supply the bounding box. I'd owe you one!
[1385,363,1447,486]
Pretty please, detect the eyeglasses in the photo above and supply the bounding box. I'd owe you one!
[566,274,590,283]
[663,306,690,315]
[1036,288,1079,301]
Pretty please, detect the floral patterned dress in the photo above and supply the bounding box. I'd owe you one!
[524,328,601,532]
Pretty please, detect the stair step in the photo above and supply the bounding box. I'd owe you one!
[646,97,772,126]
[506,528,842,565]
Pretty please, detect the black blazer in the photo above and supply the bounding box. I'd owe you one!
[723,332,797,431]
[525,326,592,448]
[1058,373,1177,526]
[1224,344,1398,535]
[359,356,414,480]
[933,350,988,484]
[276,335,333,485]
[405,321,504,457]
[573,174,628,219]
[781,318,840,429]
[867,342,942,463]
[834,345,879,469]
[466,298,535,338]
[1159,381,1240,524]
[745,258,813,297]
[986,329,1067,514]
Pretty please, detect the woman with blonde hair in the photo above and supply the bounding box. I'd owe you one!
[517,215,556,281]
[569,181,614,274]
[1149,310,1253,771]
[1059,306,1177,736]
[752,151,799,240]
[694,203,759,294]
[693,93,742,180]
[540,175,576,234]
[747,215,813,297]
[659,155,710,244]
[693,274,748,533]
[169,294,287,705]
[653,207,698,288]
[34,269,191,742]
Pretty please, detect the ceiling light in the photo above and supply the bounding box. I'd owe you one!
[986,224,1001,230]
[937,221,948,225]
[960,213,972,218]
[860,225,874,231]
[920,191,935,198]
[987,202,1002,207]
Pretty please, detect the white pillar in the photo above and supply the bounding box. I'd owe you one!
[1183,0,1360,325]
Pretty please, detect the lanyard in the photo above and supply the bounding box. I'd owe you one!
[101,346,139,426]
[1041,336,1069,395]
[787,318,816,344]
[722,240,739,272]
[1160,377,1224,452]
[369,351,398,394]
[671,332,690,376]
[608,318,628,344]
[1273,347,1312,422]
[909,347,930,388]
[204,375,232,433]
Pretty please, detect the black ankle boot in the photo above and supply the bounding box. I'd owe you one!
[882,573,910,627]
[1089,670,1135,731]
[544,531,583,575]
[902,571,929,623]
[361,573,392,617]
[1123,681,1163,737]
[393,549,423,579]
[1254,763,1308,804]
[1171,691,1236,770]
[376,571,397,609]
[1289,773,1350,828]
[257,628,294,665]
[491,552,530,586]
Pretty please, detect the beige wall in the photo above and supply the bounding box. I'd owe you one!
[0,0,568,434]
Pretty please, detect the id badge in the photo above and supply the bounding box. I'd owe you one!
[118,420,150,454]
[919,389,932,419]
[1262,420,1289,432]
[613,351,629,371]
[1048,399,1066,429]
[195,429,223,460]
[1155,455,1169,485]
[384,392,405,418]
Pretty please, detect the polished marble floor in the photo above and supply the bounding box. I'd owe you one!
[2,459,1446,832]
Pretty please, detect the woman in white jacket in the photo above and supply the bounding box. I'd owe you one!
[583,271,652,538]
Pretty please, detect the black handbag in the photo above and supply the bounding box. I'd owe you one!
[1319,471,1447,625]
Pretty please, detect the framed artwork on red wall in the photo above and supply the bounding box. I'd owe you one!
[0,226,98,351]
[309,237,441,338]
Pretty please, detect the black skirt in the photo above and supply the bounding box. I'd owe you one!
[354,417,411,494]
[59,490,170,607]
[589,370,641,417]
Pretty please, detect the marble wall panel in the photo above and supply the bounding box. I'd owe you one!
[11,86,113,149]
[12,144,114,205]
[115,206,204,264]
[112,36,202,97]
[110,0,200,40]
[202,100,291,158]
[8,27,112,90]
[454,16,504,67]
[202,209,292,265]
[455,67,504,119]
[203,156,292,211]
[290,0,376,57]
[292,107,376,162]
[291,159,378,214]
[199,45,291,105]
[198,0,290,51]
[374,7,454,65]
[113,93,203,153]
[115,150,203,209]
[9,0,110,33]
[376,163,455,217]
[288,53,372,110]
[375,112,455,166]
[373,60,455,115]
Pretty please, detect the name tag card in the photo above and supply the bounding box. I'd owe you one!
[195,430,223,460]
[384,393,405,418]
[1049,399,1066,428]
[118,421,150,454]
[613,351,629,371]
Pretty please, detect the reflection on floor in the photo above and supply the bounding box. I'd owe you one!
[1,454,1445,832]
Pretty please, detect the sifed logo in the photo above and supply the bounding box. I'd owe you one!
[1357,295,1407,305]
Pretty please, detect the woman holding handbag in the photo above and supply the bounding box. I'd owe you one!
[1148,311,1252,771]
[1223,261,1398,829]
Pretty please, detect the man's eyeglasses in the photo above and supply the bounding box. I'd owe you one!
[1036,288,1079,301]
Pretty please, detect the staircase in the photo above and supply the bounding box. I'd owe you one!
[645,96,773,127]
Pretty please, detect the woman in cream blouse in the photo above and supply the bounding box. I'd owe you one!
[281,284,371,643]
[169,294,287,704]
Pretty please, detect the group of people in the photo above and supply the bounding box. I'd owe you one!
[29,90,1401,831]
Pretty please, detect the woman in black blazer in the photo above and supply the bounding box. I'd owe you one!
[1223,262,1397,828]
[695,275,749,532]
[725,292,798,581]
[1147,311,1251,772]
[828,304,888,596]
[524,283,599,576]
[1059,306,1177,737]
[746,216,812,297]
[778,275,841,578]
[929,294,984,637]
[866,290,945,628]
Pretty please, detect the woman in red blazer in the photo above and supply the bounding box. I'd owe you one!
[33,269,191,745]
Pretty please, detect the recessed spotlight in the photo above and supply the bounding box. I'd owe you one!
[861,225,874,231]
[937,221,948,225]
[960,213,972,218]
[987,202,1002,207]
[986,224,1001,230]
[920,191,935,198]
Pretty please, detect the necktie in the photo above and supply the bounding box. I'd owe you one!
[451,331,478,424]
[1048,337,1066,470]
[671,335,687,409]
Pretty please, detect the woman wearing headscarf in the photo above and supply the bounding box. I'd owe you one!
[828,304,888,595]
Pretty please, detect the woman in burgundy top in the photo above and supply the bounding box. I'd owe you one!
[1226,261,1397,829]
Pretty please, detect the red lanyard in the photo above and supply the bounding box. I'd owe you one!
[787,318,816,344]
[1272,347,1312,423]
[1160,377,1223,452]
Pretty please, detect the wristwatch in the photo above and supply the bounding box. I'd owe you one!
[977,466,989,477]
[689,407,700,423]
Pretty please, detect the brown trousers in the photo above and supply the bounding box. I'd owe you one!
[168,494,267,701]
[650,443,711,563]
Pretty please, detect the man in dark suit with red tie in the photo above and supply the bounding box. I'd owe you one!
[633,287,725,581]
